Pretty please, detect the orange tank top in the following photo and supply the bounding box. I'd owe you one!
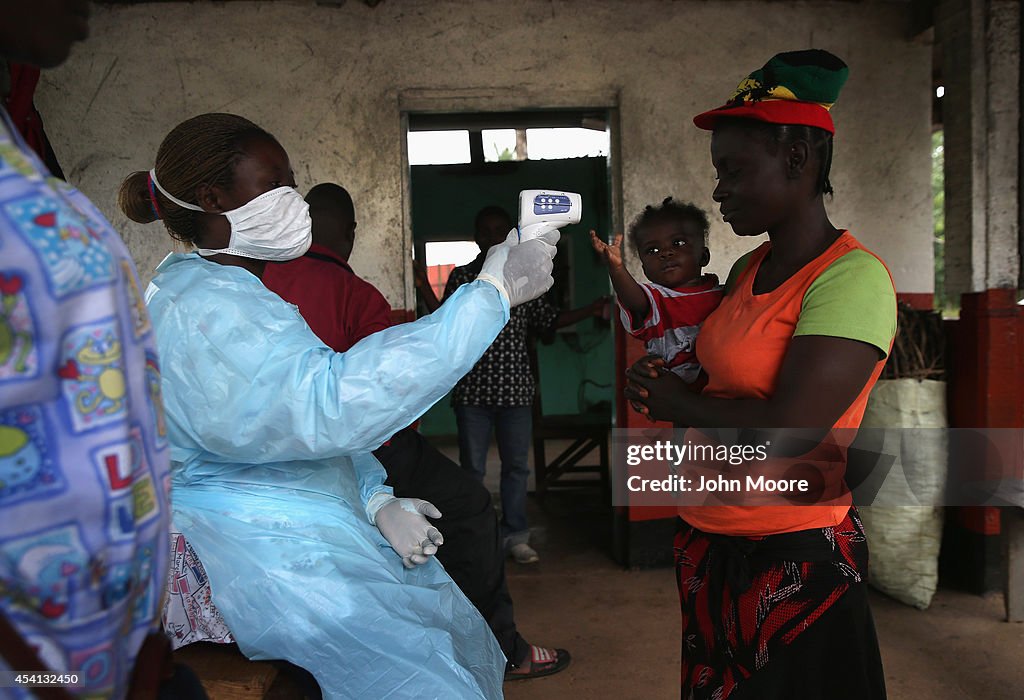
[678,231,895,536]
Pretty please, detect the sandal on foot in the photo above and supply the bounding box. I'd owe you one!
[504,645,571,681]
[508,542,540,565]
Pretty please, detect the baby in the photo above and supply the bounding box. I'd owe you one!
[591,197,723,384]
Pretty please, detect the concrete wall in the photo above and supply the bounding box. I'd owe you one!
[937,0,1020,298]
[36,0,933,305]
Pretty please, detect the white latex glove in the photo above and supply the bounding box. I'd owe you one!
[476,227,559,307]
[374,497,445,568]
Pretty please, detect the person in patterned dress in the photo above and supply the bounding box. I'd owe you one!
[443,205,606,566]
[0,2,202,697]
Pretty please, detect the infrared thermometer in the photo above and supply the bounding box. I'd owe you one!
[517,189,582,242]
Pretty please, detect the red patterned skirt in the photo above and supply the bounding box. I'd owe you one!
[674,508,886,700]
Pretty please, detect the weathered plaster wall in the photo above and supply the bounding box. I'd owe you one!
[36,0,933,304]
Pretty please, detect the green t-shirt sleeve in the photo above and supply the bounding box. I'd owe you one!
[794,249,897,358]
[724,250,758,294]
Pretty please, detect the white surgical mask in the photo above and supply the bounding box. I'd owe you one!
[149,169,313,261]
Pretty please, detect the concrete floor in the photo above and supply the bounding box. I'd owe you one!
[497,484,1024,700]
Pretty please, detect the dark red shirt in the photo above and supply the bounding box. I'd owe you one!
[262,243,391,352]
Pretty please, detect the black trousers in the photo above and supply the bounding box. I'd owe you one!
[373,427,530,667]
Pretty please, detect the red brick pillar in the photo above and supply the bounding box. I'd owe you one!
[612,327,678,567]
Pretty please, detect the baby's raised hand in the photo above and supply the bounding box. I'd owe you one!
[590,230,624,269]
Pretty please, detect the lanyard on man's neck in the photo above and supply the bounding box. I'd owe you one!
[303,251,349,269]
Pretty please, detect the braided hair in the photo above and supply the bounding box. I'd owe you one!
[627,197,710,252]
[771,124,834,196]
[118,113,277,245]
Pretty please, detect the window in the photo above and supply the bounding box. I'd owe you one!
[482,129,519,162]
[407,130,471,165]
[525,127,609,160]
[422,241,480,299]
[408,126,609,164]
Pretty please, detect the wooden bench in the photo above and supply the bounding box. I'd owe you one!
[173,643,308,699]
[533,410,610,502]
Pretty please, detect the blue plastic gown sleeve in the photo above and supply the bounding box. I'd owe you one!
[145,254,509,501]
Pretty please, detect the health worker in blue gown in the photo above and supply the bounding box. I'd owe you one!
[118,113,558,700]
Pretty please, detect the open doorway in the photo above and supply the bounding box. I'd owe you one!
[403,108,617,493]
